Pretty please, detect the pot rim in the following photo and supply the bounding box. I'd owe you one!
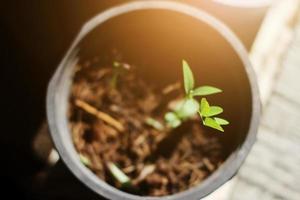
[47,1,261,200]
[212,0,273,8]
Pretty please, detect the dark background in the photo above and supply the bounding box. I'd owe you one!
[0,1,262,199]
[0,1,127,199]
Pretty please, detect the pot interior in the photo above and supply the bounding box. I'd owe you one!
[73,9,252,159]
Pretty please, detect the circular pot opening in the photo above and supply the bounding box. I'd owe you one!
[47,1,260,200]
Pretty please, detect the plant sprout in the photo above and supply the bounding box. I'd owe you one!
[107,162,131,186]
[145,117,164,131]
[110,61,121,88]
[110,61,130,88]
[79,154,91,166]
[165,60,229,132]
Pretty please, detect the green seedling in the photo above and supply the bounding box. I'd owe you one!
[199,98,229,132]
[107,162,131,186]
[165,60,229,132]
[79,154,91,166]
[110,61,121,88]
[145,117,164,131]
[110,61,130,88]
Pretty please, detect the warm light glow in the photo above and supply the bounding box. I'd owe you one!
[213,0,274,7]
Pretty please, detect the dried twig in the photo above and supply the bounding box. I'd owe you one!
[122,165,135,174]
[75,99,125,132]
[203,158,215,172]
[138,164,155,181]
[133,164,156,185]
[162,82,181,94]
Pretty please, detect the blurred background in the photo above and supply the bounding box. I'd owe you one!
[1,0,300,199]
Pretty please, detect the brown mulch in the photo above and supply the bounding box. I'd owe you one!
[68,59,224,196]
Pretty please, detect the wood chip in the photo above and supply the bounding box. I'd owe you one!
[75,99,125,132]
[203,158,215,172]
[122,165,135,174]
[162,82,181,94]
[136,164,156,182]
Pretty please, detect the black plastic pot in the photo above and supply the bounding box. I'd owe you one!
[47,1,261,200]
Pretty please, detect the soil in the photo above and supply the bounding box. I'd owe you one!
[68,58,224,196]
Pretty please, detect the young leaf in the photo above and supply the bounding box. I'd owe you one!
[79,154,91,166]
[182,60,195,94]
[214,117,229,125]
[192,86,222,96]
[204,106,223,117]
[204,117,224,132]
[107,162,131,185]
[165,112,181,128]
[176,99,199,119]
[169,119,182,128]
[200,98,210,117]
[145,117,164,131]
[165,112,178,122]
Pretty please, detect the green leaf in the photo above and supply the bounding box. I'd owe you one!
[79,154,91,166]
[165,112,178,122]
[200,98,210,117]
[182,60,195,94]
[145,117,164,130]
[165,112,181,128]
[107,162,131,185]
[204,117,224,132]
[169,119,182,128]
[204,106,223,117]
[173,99,186,112]
[176,99,199,119]
[192,86,222,96]
[214,117,229,125]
